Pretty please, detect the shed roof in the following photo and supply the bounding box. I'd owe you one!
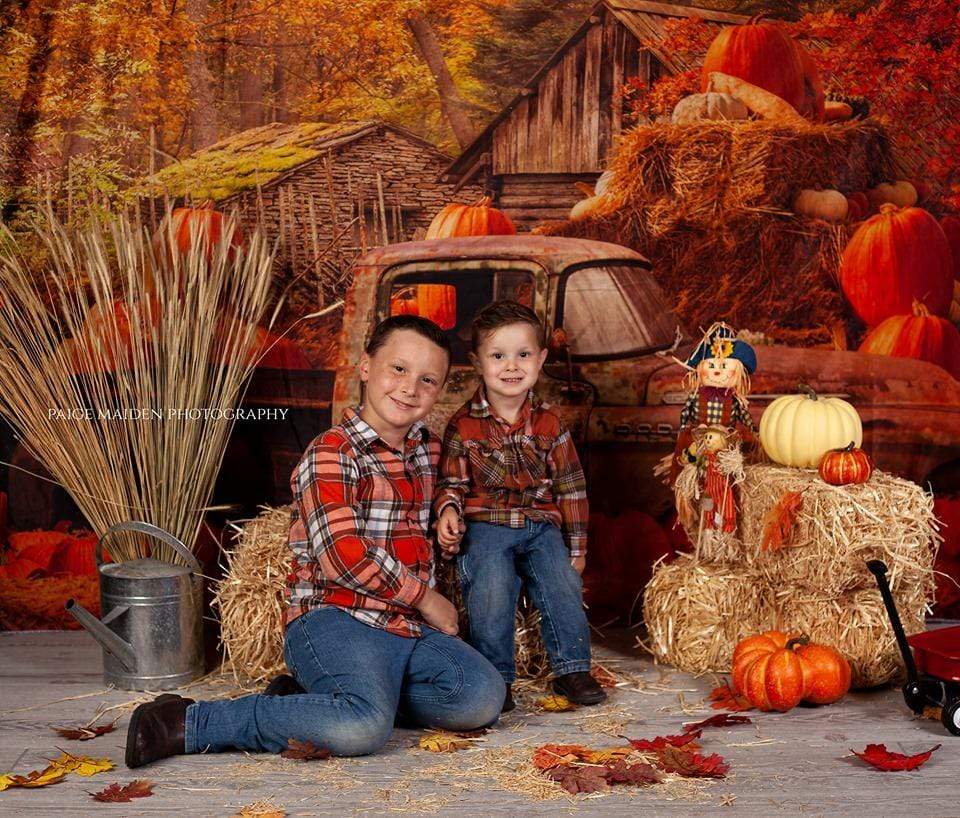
[443,0,748,180]
[134,120,451,203]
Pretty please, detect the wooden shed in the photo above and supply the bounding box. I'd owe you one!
[441,0,749,231]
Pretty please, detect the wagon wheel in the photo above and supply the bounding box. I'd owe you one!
[942,700,960,736]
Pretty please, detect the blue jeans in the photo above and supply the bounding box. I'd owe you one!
[184,607,505,756]
[457,519,591,684]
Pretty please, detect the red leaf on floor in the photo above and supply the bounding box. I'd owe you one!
[851,743,941,771]
[53,720,118,741]
[532,743,590,770]
[627,729,702,751]
[603,760,663,786]
[590,666,619,688]
[545,764,609,794]
[683,713,752,733]
[708,683,752,712]
[90,780,155,802]
[656,746,730,778]
[280,739,331,760]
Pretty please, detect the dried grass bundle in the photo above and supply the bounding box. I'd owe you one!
[537,119,892,347]
[215,505,293,683]
[0,207,277,563]
[642,555,776,675]
[774,585,930,688]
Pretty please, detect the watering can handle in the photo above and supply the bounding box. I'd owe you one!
[96,521,201,573]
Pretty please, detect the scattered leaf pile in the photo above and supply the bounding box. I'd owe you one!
[0,752,114,792]
[709,682,752,712]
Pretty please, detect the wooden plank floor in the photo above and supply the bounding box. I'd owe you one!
[1,629,957,817]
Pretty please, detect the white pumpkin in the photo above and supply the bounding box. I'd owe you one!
[792,189,848,223]
[759,385,863,468]
[570,195,607,220]
[671,92,750,124]
[595,169,615,196]
[867,180,918,210]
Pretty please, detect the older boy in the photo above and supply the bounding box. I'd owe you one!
[434,301,605,711]
[125,316,505,767]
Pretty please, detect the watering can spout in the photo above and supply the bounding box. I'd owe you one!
[65,598,137,673]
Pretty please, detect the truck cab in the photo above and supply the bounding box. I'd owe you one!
[334,235,960,516]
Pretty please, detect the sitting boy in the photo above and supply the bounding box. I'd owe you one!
[434,301,605,711]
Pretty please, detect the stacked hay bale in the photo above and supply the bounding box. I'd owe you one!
[536,119,892,347]
[643,464,938,687]
[216,505,551,684]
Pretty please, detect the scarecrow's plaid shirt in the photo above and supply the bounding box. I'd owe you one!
[284,407,439,638]
[434,387,588,557]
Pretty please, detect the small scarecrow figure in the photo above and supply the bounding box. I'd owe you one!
[668,322,757,486]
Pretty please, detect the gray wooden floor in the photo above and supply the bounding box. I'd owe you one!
[1,629,957,817]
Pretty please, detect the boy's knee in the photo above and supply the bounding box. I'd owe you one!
[321,711,393,757]
[444,663,506,731]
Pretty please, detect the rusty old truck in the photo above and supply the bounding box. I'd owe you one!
[333,234,960,517]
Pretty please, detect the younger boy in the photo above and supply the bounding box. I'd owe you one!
[434,301,605,711]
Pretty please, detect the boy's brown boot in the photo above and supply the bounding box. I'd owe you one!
[125,694,194,768]
[552,671,606,706]
[501,684,515,713]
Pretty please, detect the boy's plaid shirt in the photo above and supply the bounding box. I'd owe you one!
[434,387,589,557]
[284,407,439,638]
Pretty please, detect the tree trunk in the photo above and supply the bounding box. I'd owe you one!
[405,10,476,149]
[186,0,218,150]
[2,0,58,223]
[271,20,288,123]
[238,33,265,130]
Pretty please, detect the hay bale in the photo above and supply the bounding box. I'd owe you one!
[538,119,893,347]
[642,555,776,675]
[775,585,928,688]
[735,464,939,596]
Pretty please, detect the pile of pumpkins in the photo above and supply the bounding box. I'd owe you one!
[0,524,104,580]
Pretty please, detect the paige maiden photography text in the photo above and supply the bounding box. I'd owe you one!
[48,407,289,421]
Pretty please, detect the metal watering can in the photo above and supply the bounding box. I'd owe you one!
[65,521,204,691]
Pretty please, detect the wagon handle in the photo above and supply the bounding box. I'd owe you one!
[96,521,201,573]
[867,559,919,683]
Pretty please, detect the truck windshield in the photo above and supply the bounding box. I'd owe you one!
[383,268,535,364]
[559,264,680,358]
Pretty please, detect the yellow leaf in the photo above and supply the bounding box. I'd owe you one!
[417,731,478,753]
[536,695,578,712]
[0,765,67,789]
[0,774,15,792]
[582,747,635,764]
[49,751,114,776]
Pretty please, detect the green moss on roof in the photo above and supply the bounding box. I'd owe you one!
[132,121,377,202]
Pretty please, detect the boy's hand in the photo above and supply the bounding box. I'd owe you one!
[417,588,459,635]
[436,506,465,559]
[570,555,586,575]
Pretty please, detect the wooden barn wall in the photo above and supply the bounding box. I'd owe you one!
[490,13,644,175]
[497,173,600,232]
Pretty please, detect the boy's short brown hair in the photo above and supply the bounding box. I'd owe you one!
[365,314,451,362]
[470,300,544,351]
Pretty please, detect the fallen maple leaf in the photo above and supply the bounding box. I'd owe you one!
[851,743,941,771]
[418,731,478,753]
[761,490,803,551]
[0,766,67,790]
[708,683,752,712]
[603,760,663,786]
[279,739,331,760]
[590,666,619,688]
[54,719,118,742]
[656,746,730,778]
[545,764,609,794]
[581,747,635,765]
[532,743,590,770]
[48,751,114,777]
[627,729,702,751]
[683,713,752,733]
[90,780,155,802]
[536,694,578,712]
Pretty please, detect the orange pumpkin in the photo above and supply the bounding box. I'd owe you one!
[701,16,823,120]
[818,442,873,486]
[8,530,70,556]
[388,284,457,330]
[848,192,870,217]
[0,556,46,579]
[425,196,516,239]
[840,205,953,327]
[941,215,960,278]
[733,631,851,711]
[859,300,960,379]
[48,532,100,576]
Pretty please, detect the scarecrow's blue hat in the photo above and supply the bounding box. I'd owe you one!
[685,323,757,374]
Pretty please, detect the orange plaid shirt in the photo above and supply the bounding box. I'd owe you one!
[434,387,589,557]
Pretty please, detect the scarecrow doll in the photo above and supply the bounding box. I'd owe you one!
[668,322,757,486]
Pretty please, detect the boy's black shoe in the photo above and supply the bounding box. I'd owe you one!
[501,684,515,713]
[264,673,306,696]
[125,694,194,769]
[552,671,607,706]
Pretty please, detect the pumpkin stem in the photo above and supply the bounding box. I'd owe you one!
[911,299,930,318]
[785,636,810,651]
[878,203,899,215]
[798,382,818,401]
[473,196,492,208]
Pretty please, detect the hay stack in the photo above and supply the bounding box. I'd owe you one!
[216,505,552,684]
[643,464,937,687]
[537,119,892,347]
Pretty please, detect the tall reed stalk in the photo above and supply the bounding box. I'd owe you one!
[0,208,278,565]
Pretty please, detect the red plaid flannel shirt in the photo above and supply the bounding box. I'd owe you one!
[284,407,439,637]
[434,387,589,557]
